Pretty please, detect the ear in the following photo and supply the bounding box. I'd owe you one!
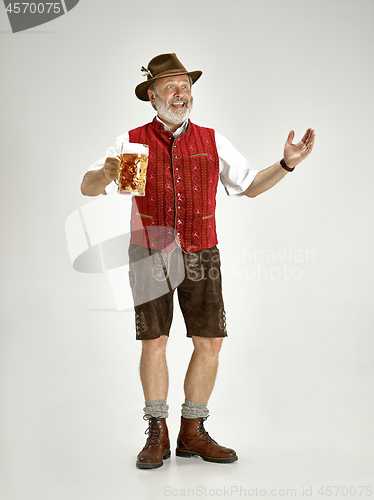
[147,88,155,104]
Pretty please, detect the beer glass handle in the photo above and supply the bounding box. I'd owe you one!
[135,157,141,178]
[115,143,123,186]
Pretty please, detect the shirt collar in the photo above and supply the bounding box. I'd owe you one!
[155,115,189,138]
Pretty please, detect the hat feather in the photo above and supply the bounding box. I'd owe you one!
[141,66,153,78]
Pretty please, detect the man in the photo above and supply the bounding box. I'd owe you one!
[81,53,315,469]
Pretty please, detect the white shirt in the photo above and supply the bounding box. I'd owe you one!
[87,118,258,196]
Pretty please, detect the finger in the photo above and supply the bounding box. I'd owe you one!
[106,155,121,165]
[307,131,316,152]
[307,128,315,143]
[107,161,121,171]
[303,132,315,156]
[286,130,295,145]
[305,129,315,148]
[301,128,312,144]
[104,160,120,179]
[107,164,120,174]
[105,170,118,181]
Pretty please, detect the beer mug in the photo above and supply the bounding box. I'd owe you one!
[117,143,149,196]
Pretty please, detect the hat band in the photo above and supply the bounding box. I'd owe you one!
[152,68,188,80]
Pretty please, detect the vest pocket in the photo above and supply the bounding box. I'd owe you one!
[202,214,214,220]
[190,153,208,158]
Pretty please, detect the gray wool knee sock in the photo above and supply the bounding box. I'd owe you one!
[181,399,209,419]
[143,399,169,419]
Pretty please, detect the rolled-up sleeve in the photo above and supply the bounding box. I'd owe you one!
[86,133,130,195]
[215,132,258,196]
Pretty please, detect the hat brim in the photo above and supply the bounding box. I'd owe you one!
[135,70,202,101]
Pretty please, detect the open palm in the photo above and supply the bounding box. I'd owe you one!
[284,128,315,168]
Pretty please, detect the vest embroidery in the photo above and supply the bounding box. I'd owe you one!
[129,118,219,253]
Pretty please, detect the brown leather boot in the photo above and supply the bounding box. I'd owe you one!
[136,416,171,469]
[176,416,238,463]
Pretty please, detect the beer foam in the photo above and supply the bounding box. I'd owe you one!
[120,143,148,154]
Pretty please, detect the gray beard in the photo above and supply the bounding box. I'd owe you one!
[154,94,193,126]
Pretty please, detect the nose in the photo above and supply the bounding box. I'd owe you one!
[176,84,189,96]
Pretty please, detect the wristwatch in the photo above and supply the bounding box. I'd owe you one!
[280,158,295,172]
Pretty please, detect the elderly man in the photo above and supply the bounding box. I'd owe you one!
[81,53,315,469]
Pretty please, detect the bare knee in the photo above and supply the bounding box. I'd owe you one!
[191,336,223,357]
[142,335,168,356]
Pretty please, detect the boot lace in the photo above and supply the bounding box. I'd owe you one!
[143,414,162,447]
[196,416,216,444]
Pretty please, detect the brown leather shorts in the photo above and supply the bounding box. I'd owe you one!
[128,244,227,340]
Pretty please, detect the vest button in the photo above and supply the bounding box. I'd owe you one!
[177,180,180,183]
[174,156,178,159]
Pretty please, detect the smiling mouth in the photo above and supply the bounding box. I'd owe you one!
[171,102,186,108]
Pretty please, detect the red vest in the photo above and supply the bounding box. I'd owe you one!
[129,118,220,254]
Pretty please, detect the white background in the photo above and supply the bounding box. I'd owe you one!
[0,1,373,499]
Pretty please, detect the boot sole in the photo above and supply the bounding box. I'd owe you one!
[136,450,171,469]
[176,449,238,463]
